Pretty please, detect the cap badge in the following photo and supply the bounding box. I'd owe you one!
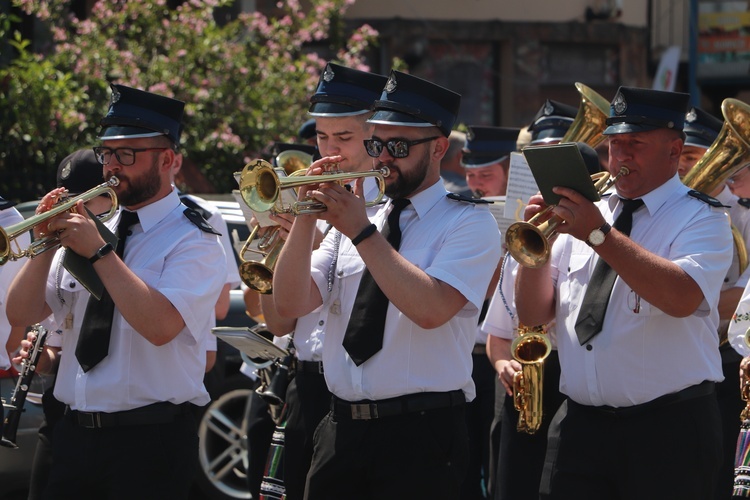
[385,74,397,93]
[613,92,627,115]
[466,129,475,141]
[110,87,121,105]
[686,108,697,123]
[60,161,72,180]
[322,66,335,82]
[543,101,554,116]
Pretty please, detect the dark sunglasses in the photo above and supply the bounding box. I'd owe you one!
[363,136,440,159]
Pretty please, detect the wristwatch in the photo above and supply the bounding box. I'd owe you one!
[586,222,611,247]
[89,242,114,264]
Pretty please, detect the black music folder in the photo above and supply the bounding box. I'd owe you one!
[522,143,600,206]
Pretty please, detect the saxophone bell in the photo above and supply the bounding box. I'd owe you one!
[511,324,551,434]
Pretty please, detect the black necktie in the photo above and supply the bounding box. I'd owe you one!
[342,198,411,366]
[75,210,139,372]
[574,198,644,345]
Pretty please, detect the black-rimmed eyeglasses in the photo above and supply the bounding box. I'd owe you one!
[93,146,169,166]
[363,136,440,159]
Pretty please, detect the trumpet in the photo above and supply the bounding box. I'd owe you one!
[239,159,388,215]
[506,167,628,268]
[238,224,283,295]
[512,324,551,434]
[0,177,119,266]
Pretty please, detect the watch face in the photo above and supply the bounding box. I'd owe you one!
[588,229,605,246]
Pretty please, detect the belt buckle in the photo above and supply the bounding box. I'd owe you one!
[350,403,378,420]
[317,362,324,375]
[78,412,102,429]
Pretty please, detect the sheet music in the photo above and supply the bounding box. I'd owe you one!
[504,152,540,222]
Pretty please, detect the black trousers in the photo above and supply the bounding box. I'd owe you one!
[245,388,275,499]
[305,403,468,500]
[283,369,332,500]
[43,406,198,500]
[543,386,722,500]
[461,351,496,499]
[494,350,564,500]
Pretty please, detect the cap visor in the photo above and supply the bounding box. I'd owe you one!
[308,102,371,117]
[461,155,508,169]
[602,123,659,135]
[367,109,433,128]
[99,125,164,141]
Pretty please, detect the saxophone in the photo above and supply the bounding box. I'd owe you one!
[511,324,551,434]
[1,324,48,449]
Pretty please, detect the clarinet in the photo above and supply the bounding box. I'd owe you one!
[1,324,48,449]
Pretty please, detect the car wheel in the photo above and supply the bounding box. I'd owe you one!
[194,377,254,500]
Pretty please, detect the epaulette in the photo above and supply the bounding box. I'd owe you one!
[447,193,493,204]
[183,207,221,235]
[687,190,726,208]
[0,196,16,211]
[179,194,213,220]
[739,198,750,209]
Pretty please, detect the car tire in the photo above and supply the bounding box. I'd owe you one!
[192,375,255,500]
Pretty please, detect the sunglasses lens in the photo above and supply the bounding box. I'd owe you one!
[365,140,383,158]
[388,140,409,158]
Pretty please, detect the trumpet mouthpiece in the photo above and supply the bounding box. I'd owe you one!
[108,176,120,187]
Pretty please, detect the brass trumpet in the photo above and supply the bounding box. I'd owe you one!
[505,167,629,268]
[239,224,283,295]
[512,324,551,434]
[239,159,388,215]
[0,177,119,265]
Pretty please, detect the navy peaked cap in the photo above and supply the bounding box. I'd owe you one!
[461,126,520,168]
[683,106,723,148]
[368,70,461,137]
[309,63,387,117]
[529,100,578,144]
[100,84,185,145]
[603,86,690,135]
[57,149,104,194]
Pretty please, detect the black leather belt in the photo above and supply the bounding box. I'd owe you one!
[65,402,191,429]
[332,390,465,420]
[472,343,486,355]
[570,381,715,419]
[296,360,324,374]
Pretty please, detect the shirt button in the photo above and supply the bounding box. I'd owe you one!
[70,282,76,288]
[586,344,593,351]
[318,320,324,326]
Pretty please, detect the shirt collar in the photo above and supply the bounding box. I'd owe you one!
[124,188,181,233]
[400,179,447,219]
[607,173,685,216]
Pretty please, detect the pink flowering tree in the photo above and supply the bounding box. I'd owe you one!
[0,0,378,198]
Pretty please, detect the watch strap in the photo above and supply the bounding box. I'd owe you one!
[89,242,114,264]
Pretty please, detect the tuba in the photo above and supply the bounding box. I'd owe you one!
[682,98,750,275]
[511,324,551,434]
[506,167,629,268]
[559,82,611,149]
[1,177,119,265]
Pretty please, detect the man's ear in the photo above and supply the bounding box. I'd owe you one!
[433,136,449,162]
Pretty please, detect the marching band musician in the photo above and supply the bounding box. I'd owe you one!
[678,105,750,500]
[273,70,502,499]
[515,87,732,499]
[255,62,388,500]
[486,141,603,500]
[459,124,520,499]
[0,195,29,365]
[7,84,226,498]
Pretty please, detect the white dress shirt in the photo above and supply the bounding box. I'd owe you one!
[0,206,29,369]
[310,180,502,402]
[48,189,226,412]
[548,175,732,407]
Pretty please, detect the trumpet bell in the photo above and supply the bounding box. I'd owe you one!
[240,260,274,295]
[240,160,280,213]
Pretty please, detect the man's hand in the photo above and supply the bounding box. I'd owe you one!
[46,199,106,259]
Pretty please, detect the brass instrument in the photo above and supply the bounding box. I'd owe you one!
[0,177,119,266]
[275,149,313,176]
[506,167,629,268]
[560,82,611,149]
[239,224,283,295]
[682,98,750,275]
[1,324,48,449]
[239,159,388,215]
[511,324,551,434]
